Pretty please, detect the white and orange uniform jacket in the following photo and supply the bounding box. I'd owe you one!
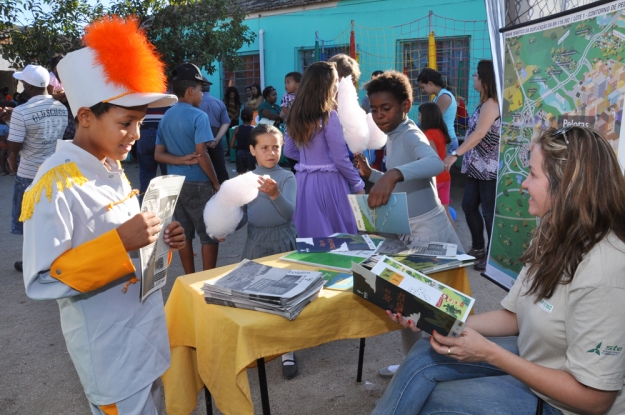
[21,140,170,406]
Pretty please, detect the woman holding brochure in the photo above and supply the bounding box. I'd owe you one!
[372,126,625,415]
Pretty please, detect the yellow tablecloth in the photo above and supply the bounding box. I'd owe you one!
[162,253,472,415]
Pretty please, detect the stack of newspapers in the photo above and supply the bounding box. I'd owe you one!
[202,259,325,320]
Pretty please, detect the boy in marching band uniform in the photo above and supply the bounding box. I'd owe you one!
[21,17,185,414]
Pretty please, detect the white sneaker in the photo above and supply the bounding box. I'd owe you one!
[378,364,399,378]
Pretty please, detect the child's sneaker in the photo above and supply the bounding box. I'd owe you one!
[466,247,486,259]
[378,364,400,378]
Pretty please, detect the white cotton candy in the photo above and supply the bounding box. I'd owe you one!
[337,75,370,154]
[215,171,260,205]
[203,172,260,239]
[366,112,388,149]
[203,201,244,240]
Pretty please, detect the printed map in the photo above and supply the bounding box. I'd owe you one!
[488,2,625,287]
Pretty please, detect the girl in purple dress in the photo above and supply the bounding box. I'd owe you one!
[284,61,365,238]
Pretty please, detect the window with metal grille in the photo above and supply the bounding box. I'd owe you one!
[222,54,261,99]
[297,44,350,73]
[397,36,471,105]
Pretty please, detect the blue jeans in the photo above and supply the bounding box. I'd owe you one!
[372,337,563,415]
[461,177,496,250]
[11,175,33,235]
[137,127,167,195]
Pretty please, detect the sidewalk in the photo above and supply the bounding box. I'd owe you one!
[0,158,508,415]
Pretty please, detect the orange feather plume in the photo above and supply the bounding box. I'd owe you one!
[83,16,167,94]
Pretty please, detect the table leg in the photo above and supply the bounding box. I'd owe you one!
[356,337,366,383]
[204,387,213,415]
[257,358,271,415]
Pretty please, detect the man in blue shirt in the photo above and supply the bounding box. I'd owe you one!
[199,81,231,184]
[155,63,221,271]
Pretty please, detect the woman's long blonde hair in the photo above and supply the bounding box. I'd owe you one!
[521,127,625,300]
[286,61,337,147]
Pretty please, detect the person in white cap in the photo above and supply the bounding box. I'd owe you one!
[20,16,185,415]
[7,64,68,272]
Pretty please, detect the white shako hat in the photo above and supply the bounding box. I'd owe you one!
[57,16,177,116]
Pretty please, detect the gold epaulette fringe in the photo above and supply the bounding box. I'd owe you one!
[19,162,88,222]
[106,189,139,211]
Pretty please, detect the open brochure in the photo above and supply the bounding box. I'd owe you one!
[139,175,185,301]
[352,255,475,337]
[348,193,411,234]
[363,253,475,275]
[377,235,458,258]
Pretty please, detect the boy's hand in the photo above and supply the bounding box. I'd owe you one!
[353,153,372,179]
[368,169,403,209]
[164,221,186,251]
[258,176,280,199]
[182,153,200,165]
[117,212,162,251]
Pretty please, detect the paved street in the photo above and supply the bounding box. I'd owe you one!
[0,156,508,415]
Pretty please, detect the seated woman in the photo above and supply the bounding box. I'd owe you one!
[372,126,625,415]
[258,86,282,127]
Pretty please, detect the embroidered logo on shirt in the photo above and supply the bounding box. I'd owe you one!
[588,342,602,356]
[587,342,623,356]
[538,298,553,313]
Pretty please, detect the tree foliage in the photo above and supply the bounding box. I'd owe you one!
[0,0,255,74]
[0,0,104,69]
[112,0,256,76]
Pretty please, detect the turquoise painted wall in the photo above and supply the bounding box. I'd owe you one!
[205,0,491,117]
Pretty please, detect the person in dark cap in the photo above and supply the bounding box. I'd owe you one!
[155,62,222,272]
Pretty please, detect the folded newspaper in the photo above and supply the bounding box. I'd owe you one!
[139,175,185,301]
[202,260,325,320]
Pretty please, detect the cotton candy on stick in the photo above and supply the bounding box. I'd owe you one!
[366,112,387,149]
[337,75,370,153]
[203,172,260,239]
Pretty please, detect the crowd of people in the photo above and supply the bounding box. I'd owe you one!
[4,15,625,415]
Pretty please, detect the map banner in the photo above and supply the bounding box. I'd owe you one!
[486,0,625,289]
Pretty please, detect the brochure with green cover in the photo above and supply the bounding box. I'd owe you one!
[318,270,353,291]
[352,256,475,337]
[281,251,370,272]
[347,193,411,234]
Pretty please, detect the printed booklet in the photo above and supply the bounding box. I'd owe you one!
[376,235,458,258]
[296,234,376,253]
[352,255,475,337]
[283,233,384,272]
[318,270,353,291]
[363,253,475,275]
[348,193,411,234]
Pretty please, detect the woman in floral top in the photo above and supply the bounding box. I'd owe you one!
[443,60,500,271]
